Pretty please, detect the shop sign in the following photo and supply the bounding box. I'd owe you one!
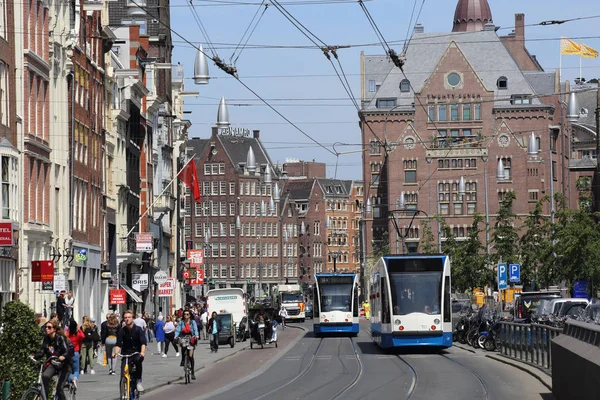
[0,222,13,246]
[158,278,175,297]
[109,289,127,305]
[132,273,149,291]
[32,260,54,282]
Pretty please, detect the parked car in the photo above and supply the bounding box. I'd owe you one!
[514,290,561,320]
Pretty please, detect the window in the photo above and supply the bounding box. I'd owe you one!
[195,223,203,237]
[405,171,416,183]
[552,161,557,181]
[219,163,225,174]
[211,181,218,195]
[454,203,463,215]
[463,104,471,121]
[474,103,481,120]
[229,182,235,195]
[451,104,459,121]
[369,80,375,92]
[211,164,219,175]
[500,157,511,180]
[428,105,436,122]
[204,164,211,175]
[376,98,396,108]
[497,76,508,90]
[0,62,7,126]
[447,72,461,86]
[439,105,447,121]
[229,202,236,216]
[220,181,227,195]
[202,182,210,196]
[511,95,531,105]
[467,203,476,214]
[528,190,539,202]
[1,155,16,220]
[400,79,410,92]
[370,141,381,155]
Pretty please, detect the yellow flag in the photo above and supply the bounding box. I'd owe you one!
[560,37,581,55]
[580,43,599,59]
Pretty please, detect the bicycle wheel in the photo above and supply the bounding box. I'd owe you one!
[20,388,43,400]
[119,377,129,400]
[184,354,190,384]
[66,383,77,400]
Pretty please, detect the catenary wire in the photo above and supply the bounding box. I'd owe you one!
[188,0,219,58]
[230,1,269,64]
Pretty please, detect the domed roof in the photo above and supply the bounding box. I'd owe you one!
[452,0,493,32]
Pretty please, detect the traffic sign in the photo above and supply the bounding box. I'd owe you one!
[509,263,521,283]
[154,270,168,285]
[497,263,508,290]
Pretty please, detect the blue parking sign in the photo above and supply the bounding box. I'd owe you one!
[498,263,508,290]
[509,264,520,283]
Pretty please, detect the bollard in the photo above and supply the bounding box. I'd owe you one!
[1,381,11,400]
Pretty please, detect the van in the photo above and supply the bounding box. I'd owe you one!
[207,288,248,339]
[514,290,561,319]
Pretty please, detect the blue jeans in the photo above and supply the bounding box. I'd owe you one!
[69,352,80,381]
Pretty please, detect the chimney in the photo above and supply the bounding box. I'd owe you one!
[483,23,495,31]
[211,126,218,136]
[413,24,424,34]
[515,14,525,41]
[253,130,260,139]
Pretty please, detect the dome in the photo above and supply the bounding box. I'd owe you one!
[452,0,493,32]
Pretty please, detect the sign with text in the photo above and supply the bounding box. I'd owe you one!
[509,264,521,283]
[42,281,54,292]
[53,274,67,292]
[32,260,54,282]
[132,273,149,292]
[0,222,13,246]
[157,278,175,297]
[154,270,168,285]
[189,278,204,285]
[109,289,127,305]
[187,250,204,268]
[219,127,251,137]
[135,233,153,252]
[497,263,508,290]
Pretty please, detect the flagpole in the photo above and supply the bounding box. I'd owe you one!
[580,55,582,81]
[125,154,197,239]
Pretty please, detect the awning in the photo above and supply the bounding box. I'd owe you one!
[121,284,143,303]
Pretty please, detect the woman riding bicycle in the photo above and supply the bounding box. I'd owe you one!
[34,319,72,400]
[174,309,199,380]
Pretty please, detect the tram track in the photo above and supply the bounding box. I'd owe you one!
[331,337,363,400]
[395,355,418,400]
[438,353,489,400]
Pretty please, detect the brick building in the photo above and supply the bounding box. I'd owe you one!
[0,0,18,309]
[360,0,571,268]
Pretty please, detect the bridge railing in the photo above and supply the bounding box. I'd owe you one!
[561,318,600,346]
[499,321,562,370]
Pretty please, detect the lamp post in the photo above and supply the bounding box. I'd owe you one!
[203,229,213,296]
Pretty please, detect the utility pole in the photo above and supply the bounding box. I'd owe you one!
[596,88,600,211]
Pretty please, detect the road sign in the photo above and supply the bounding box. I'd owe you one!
[509,263,521,283]
[135,233,153,252]
[497,263,508,290]
[158,278,176,297]
[154,270,168,285]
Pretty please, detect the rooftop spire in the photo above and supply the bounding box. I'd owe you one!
[216,97,230,127]
[452,0,493,32]
[193,44,209,85]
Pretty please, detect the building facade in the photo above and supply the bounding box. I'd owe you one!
[359,1,571,272]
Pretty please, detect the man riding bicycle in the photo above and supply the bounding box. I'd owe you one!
[174,309,199,380]
[34,319,73,400]
[113,310,147,392]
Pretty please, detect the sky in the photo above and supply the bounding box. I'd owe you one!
[169,0,600,180]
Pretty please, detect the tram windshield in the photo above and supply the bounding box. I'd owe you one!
[387,258,443,315]
[317,276,354,313]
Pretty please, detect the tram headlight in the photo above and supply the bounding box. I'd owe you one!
[394,319,401,325]
[434,318,440,325]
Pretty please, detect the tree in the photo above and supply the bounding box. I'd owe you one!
[419,218,437,254]
[491,191,520,265]
[0,301,41,399]
[519,197,553,289]
[451,214,490,292]
[438,216,458,259]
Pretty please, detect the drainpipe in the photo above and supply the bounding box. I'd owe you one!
[69,70,75,240]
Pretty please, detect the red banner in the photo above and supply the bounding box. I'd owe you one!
[0,222,13,246]
[188,278,204,285]
[187,250,204,268]
[110,289,127,305]
[32,260,54,282]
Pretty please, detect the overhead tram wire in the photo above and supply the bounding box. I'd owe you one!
[128,0,336,156]
[403,0,426,55]
[230,1,270,65]
[189,0,371,5]
[188,0,218,58]
[403,0,419,54]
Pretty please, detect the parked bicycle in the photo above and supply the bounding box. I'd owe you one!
[21,356,76,400]
[118,353,140,400]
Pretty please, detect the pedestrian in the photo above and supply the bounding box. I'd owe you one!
[154,315,166,357]
[80,317,98,374]
[144,312,154,343]
[134,313,147,339]
[102,314,120,375]
[200,308,209,340]
[163,315,179,357]
[207,311,222,353]
[65,291,75,323]
[56,291,67,326]
[66,319,85,387]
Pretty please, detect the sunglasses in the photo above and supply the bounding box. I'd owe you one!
[45,325,54,330]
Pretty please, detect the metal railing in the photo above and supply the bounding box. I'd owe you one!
[563,319,600,347]
[499,321,562,370]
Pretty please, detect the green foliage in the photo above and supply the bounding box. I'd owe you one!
[419,219,437,254]
[0,301,41,399]
[519,198,553,288]
[491,191,520,265]
[372,231,390,259]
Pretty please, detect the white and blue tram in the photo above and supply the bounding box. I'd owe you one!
[313,273,360,335]
[370,255,452,348]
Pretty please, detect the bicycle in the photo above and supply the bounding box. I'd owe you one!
[178,336,193,384]
[118,353,140,400]
[21,356,76,400]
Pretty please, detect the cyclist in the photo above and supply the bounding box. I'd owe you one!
[279,306,288,329]
[174,309,199,380]
[34,319,73,400]
[113,309,147,393]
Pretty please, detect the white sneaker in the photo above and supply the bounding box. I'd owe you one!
[80,370,84,375]
[175,352,180,357]
[136,382,145,392]
[90,369,95,375]
[162,354,167,358]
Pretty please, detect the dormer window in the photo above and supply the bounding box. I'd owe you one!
[497,76,508,90]
[376,98,396,108]
[399,79,410,92]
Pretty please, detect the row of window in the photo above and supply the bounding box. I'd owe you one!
[203,263,283,279]
[438,158,478,169]
[193,221,281,238]
[203,163,226,175]
[428,103,482,122]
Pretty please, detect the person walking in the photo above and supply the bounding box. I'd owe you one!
[163,315,179,357]
[200,308,209,340]
[154,315,166,356]
[66,319,85,387]
[101,314,121,375]
[207,311,222,353]
[80,317,99,374]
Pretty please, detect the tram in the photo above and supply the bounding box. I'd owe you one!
[313,273,360,335]
[370,255,452,348]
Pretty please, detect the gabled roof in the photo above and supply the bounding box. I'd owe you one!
[573,86,598,129]
[218,135,275,173]
[364,30,539,110]
[317,179,352,198]
[524,71,556,96]
[284,180,315,201]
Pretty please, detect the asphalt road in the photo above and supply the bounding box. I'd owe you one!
[143,320,555,400]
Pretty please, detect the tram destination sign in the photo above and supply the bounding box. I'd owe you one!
[317,276,353,285]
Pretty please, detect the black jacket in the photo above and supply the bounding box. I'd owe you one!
[82,326,100,345]
[35,334,71,364]
[101,322,120,345]
[206,317,222,334]
[116,324,147,355]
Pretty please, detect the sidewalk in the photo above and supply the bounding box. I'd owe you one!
[76,338,250,400]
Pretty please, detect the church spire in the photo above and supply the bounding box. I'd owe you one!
[452,0,493,32]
